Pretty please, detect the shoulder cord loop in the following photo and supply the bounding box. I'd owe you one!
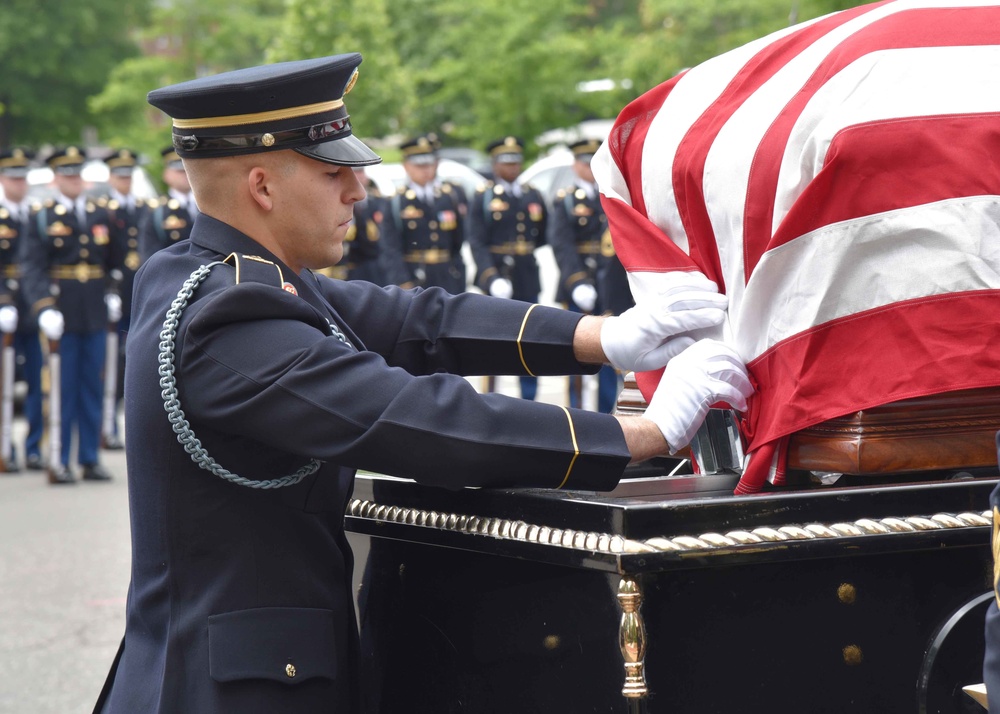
[157,262,322,489]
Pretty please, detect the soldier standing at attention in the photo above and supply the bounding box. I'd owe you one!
[467,136,547,399]
[100,148,148,450]
[92,53,750,713]
[316,167,386,284]
[0,148,44,471]
[21,146,123,484]
[549,138,631,412]
[138,147,197,262]
[380,134,467,293]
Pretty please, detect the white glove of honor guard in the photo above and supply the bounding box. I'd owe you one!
[39,309,64,341]
[600,271,728,372]
[571,283,598,313]
[0,306,17,334]
[644,339,753,452]
[105,293,122,323]
[489,278,514,299]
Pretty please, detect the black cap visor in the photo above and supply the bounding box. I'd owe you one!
[296,134,381,167]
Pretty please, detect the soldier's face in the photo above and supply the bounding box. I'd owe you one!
[493,161,522,183]
[573,159,595,184]
[403,159,437,186]
[163,167,190,194]
[54,173,84,200]
[0,176,27,204]
[273,152,365,272]
[109,174,132,196]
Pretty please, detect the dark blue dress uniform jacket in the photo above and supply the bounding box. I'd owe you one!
[21,198,124,332]
[101,214,630,713]
[105,196,151,324]
[0,204,35,331]
[467,182,547,302]
[380,182,467,293]
[137,196,195,263]
[548,185,633,315]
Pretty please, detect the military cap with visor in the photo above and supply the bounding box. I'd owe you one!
[400,134,440,166]
[47,146,87,176]
[569,138,603,163]
[105,148,139,176]
[0,147,34,178]
[147,53,381,168]
[487,136,525,165]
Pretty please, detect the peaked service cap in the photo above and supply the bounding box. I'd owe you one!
[147,53,381,168]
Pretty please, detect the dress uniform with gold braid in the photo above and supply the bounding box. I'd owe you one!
[467,136,548,399]
[379,135,467,293]
[101,149,151,448]
[0,147,43,470]
[548,139,634,413]
[94,55,629,714]
[137,148,196,262]
[21,146,124,482]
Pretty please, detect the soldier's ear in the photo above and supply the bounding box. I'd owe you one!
[247,166,273,211]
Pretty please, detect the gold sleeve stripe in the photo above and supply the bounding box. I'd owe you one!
[516,304,539,377]
[557,407,580,489]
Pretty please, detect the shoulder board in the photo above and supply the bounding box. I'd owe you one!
[223,253,288,290]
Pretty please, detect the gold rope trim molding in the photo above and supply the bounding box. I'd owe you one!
[346,498,991,555]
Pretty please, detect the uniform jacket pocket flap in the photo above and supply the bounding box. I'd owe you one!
[208,607,337,684]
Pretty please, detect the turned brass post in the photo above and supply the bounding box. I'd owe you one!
[618,578,648,699]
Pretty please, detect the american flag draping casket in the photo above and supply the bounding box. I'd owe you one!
[592,0,1000,494]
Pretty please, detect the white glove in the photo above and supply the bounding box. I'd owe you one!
[571,283,598,313]
[39,309,64,341]
[600,271,728,372]
[644,339,753,452]
[0,306,17,334]
[489,278,513,299]
[105,293,123,323]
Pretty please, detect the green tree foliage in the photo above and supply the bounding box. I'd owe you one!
[267,0,413,142]
[0,0,150,147]
[89,0,284,181]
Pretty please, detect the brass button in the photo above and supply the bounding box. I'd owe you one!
[79,248,89,258]
[79,235,89,244]
[285,663,296,678]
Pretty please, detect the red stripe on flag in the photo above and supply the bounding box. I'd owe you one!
[745,290,1000,448]
[772,113,1000,245]
[671,2,885,289]
[601,196,698,273]
[744,5,1000,274]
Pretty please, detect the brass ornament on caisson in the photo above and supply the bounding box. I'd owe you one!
[618,578,648,699]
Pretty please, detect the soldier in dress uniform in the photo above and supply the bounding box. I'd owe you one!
[0,147,44,471]
[467,136,547,399]
[99,149,149,449]
[138,147,197,262]
[92,53,750,713]
[315,167,385,284]
[21,146,123,484]
[548,138,634,412]
[380,134,467,293]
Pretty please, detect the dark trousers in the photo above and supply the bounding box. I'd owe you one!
[60,331,105,466]
[14,330,43,458]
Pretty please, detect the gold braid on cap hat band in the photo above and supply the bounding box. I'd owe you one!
[172,99,345,130]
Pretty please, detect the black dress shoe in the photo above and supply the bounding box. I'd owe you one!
[48,465,76,485]
[101,434,125,451]
[25,454,44,471]
[82,464,113,481]
[3,453,20,474]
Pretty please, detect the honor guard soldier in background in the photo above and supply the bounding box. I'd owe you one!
[0,148,44,471]
[21,146,124,483]
[380,134,467,293]
[92,53,750,714]
[316,167,385,284]
[549,138,633,412]
[100,148,148,449]
[138,147,197,262]
[467,136,547,399]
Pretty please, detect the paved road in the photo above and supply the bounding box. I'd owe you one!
[0,421,129,714]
